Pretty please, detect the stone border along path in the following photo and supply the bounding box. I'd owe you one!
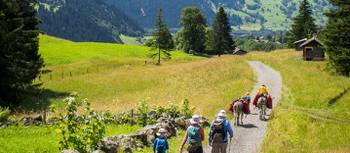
[204,61,282,153]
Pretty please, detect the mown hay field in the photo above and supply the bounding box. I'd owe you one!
[248,50,350,153]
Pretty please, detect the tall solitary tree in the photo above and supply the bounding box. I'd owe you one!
[287,0,317,48]
[0,0,43,106]
[323,0,350,76]
[149,9,174,65]
[176,7,207,53]
[212,7,235,56]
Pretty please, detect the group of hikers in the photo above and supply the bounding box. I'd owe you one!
[153,85,273,153]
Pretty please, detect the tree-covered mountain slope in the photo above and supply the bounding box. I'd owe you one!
[38,0,144,43]
[104,0,330,31]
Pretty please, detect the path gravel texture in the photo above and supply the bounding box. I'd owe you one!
[205,61,282,153]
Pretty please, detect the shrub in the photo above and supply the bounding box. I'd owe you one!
[0,106,10,122]
[136,99,150,126]
[56,97,105,153]
[181,99,193,118]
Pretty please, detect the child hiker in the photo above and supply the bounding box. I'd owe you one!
[153,128,169,153]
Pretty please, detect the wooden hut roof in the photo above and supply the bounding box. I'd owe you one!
[294,38,307,44]
[300,37,323,48]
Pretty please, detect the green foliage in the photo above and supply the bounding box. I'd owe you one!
[56,97,106,153]
[238,39,284,51]
[38,0,144,43]
[136,99,151,126]
[0,0,44,106]
[180,99,193,118]
[211,7,235,56]
[148,9,174,65]
[177,7,207,53]
[322,0,350,76]
[287,0,318,48]
[0,107,11,122]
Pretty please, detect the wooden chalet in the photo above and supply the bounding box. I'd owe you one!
[299,37,325,61]
[233,47,247,55]
[294,38,307,51]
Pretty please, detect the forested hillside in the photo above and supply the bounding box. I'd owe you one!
[104,0,329,31]
[38,0,144,43]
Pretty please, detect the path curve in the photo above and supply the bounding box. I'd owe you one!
[205,61,282,153]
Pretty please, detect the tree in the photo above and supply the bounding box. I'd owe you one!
[322,0,350,76]
[176,7,207,53]
[0,0,44,106]
[211,7,235,56]
[149,9,174,65]
[287,0,317,48]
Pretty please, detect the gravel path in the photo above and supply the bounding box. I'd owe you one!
[205,61,282,153]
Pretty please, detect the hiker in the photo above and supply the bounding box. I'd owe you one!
[153,128,169,153]
[209,111,233,153]
[258,84,268,95]
[180,115,205,153]
[242,92,251,104]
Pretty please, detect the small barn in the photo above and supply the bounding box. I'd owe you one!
[294,38,307,51]
[299,37,325,61]
[233,47,247,55]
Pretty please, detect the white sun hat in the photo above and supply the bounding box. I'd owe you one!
[219,110,226,114]
[217,112,227,118]
[190,115,200,125]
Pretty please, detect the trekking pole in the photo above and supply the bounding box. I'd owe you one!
[228,138,231,153]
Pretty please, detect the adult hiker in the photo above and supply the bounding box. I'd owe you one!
[153,128,169,153]
[209,111,233,153]
[180,115,205,153]
[253,84,273,110]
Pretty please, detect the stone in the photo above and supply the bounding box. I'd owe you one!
[60,149,79,153]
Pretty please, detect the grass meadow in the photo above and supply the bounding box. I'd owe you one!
[248,50,350,153]
[0,35,255,152]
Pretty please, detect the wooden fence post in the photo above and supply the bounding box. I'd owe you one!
[50,74,52,80]
[130,109,134,125]
[61,72,64,79]
[70,71,72,77]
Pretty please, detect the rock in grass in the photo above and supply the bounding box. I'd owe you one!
[60,149,79,153]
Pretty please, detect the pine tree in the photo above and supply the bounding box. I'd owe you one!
[323,0,350,76]
[287,0,317,48]
[177,7,207,53]
[212,7,235,56]
[149,9,174,65]
[0,0,43,106]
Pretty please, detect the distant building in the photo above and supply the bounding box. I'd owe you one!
[294,38,307,51]
[299,37,325,61]
[233,47,247,55]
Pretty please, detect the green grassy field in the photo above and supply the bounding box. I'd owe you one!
[0,124,141,153]
[248,50,350,153]
[0,35,255,152]
[34,35,254,117]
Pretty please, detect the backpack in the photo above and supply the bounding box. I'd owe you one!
[187,126,201,145]
[155,138,167,153]
[212,120,225,143]
[187,127,202,153]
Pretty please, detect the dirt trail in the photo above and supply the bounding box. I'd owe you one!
[205,61,282,153]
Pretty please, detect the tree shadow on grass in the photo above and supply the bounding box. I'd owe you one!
[17,89,70,112]
[328,87,350,106]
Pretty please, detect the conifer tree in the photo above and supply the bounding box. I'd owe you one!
[323,0,350,76]
[149,9,174,65]
[287,0,317,48]
[212,7,235,56]
[177,7,207,53]
[0,0,43,106]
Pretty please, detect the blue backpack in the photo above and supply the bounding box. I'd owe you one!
[155,138,167,153]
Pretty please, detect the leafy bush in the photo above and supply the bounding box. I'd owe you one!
[0,106,10,122]
[56,97,105,153]
[136,99,150,126]
[180,99,193,118]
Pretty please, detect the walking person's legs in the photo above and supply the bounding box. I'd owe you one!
[220,143,228,153]
[211,143,220,153]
